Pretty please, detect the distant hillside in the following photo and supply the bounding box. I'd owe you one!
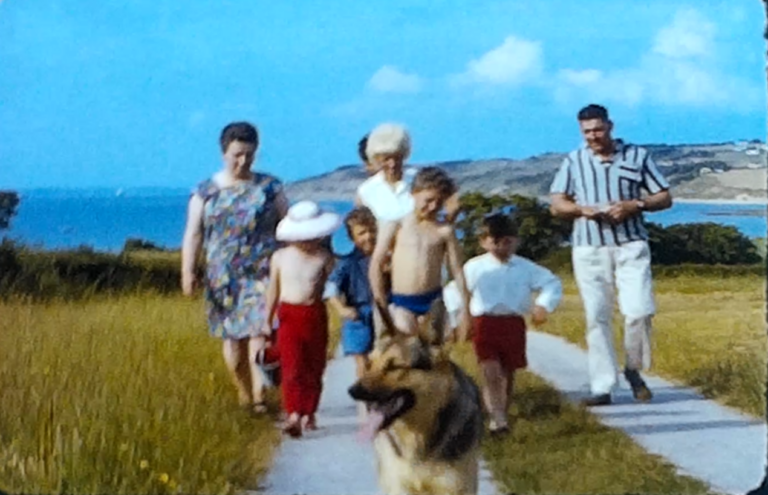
[285,141,768,203]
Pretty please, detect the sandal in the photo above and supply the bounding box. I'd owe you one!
[282,420,302,438]
[246,402,268,416]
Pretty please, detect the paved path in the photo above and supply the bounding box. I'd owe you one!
[252,334,767,495]
[253,348,500,495]
[527,331,767,495]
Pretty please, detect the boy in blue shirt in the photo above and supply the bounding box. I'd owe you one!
[325,207,378,380]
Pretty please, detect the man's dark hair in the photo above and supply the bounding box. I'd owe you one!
[479,213,518,239]
[344,206,377,238]
[411,166,457,199]
[220,122,259,153]
[358,134,369,163]
[577,104,609,122]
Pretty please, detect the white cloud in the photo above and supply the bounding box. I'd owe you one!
[554,8,757,109]
[652,8,716,59]
[452,35,543,86]
[367,65,424,94]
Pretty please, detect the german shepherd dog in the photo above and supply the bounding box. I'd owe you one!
[348,323,483,495]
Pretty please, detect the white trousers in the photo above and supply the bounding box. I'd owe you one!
[572,240,655,395]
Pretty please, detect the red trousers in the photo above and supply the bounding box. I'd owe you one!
[277,302,328,416]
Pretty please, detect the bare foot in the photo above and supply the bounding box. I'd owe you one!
[283,414,302,438]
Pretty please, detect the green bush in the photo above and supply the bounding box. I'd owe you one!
[456,192,571,261]
[0,190,19,230]
[647,222,762,265]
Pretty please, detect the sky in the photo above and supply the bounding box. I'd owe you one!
[0,0,765,189]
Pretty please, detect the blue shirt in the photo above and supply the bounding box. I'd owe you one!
[324,248,373,309]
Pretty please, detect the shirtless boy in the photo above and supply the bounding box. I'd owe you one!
[264,201,342,438]
[369,166,472,344]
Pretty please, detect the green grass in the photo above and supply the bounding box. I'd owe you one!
[450,345,716,495]
[541,273,767,417]
[0,294,281,495]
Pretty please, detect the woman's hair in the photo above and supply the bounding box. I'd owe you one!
[358,134,369,163]
[366,123,411,159]
[344,206,377,238]
[411,166,457,199]
[220,122,259,152]
[479,213,518,239]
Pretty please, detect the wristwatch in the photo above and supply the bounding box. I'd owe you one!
[636,200,646,211]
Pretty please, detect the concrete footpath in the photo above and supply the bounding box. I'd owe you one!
[253,348,500,495]
[527,331,767,495]
[252,333,767,495]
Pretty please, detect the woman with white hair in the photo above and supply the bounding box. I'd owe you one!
[355,123,417,223]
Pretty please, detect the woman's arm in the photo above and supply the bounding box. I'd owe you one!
[181,194,204,296]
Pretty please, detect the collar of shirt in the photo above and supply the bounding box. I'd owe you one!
[481,252,518,267]
[581,138,627,164]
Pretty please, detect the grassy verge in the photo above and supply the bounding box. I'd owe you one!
[541,273,766,417]
[0,294,281,495]
[450,344,717,495]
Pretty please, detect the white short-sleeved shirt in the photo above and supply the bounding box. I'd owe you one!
[356,168,417,222]
[444,253,563,317]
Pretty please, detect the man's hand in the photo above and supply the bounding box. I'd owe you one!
[531,305,549,327]
[579,206,605,221]
[606,200,640,224]
[339,306,359,321]
[181,271,197,296]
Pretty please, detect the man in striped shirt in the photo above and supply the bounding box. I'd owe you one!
[549,104,673,407]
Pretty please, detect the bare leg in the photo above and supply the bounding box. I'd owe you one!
[353,354,369,379]
[504,370,516,414]
[480,360,507,427]
[390,305,419,336]
[247,336,267,407]
[353,354,370,421]
[222,339,252,406]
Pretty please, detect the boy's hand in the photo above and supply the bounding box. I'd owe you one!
[261,322,273,337]
[531,305,548,327]
[457,315,473,342]
[339,307,359,321]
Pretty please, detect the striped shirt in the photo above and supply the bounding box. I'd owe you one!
[549,140,670,247]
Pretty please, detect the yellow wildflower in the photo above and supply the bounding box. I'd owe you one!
[139,459,149,470]
[159,473,170,484]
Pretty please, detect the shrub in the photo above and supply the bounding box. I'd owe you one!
[0,190,19,230]
[456,192,571,261]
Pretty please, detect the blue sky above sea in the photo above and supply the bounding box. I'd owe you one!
[0,0,765,190]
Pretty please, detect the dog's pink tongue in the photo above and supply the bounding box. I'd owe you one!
[357,409,385,443]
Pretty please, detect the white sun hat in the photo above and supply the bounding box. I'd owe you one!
[276,201,342,242]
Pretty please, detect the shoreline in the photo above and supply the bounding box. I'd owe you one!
[673,197,768,206]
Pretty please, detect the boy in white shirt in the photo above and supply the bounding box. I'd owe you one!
[446,213,563,436]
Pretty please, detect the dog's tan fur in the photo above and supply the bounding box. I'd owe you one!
[349,325,483,495]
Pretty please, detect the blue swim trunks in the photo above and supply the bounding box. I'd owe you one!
[341,305,375,356]
[389,288,443,316]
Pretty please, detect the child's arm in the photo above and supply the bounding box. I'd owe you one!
[529,261,563,327]
[444,227,472,341]
[262,250,282,336]
[369,221,399,329]
[323,257,358,320]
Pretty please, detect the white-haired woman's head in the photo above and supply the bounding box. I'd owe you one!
[366,123,411,160]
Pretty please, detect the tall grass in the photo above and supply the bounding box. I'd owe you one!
[0,294,281,494]
[543,273,767,417]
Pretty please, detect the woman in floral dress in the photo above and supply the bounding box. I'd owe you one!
[181,122,289,415]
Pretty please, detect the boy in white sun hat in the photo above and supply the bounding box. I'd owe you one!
[263,200,342,438]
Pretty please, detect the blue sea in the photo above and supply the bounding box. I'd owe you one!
[5,191,767,255]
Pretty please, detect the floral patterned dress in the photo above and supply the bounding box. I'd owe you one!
[195,173,283,339]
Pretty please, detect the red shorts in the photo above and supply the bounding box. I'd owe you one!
[472,315,527,371]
